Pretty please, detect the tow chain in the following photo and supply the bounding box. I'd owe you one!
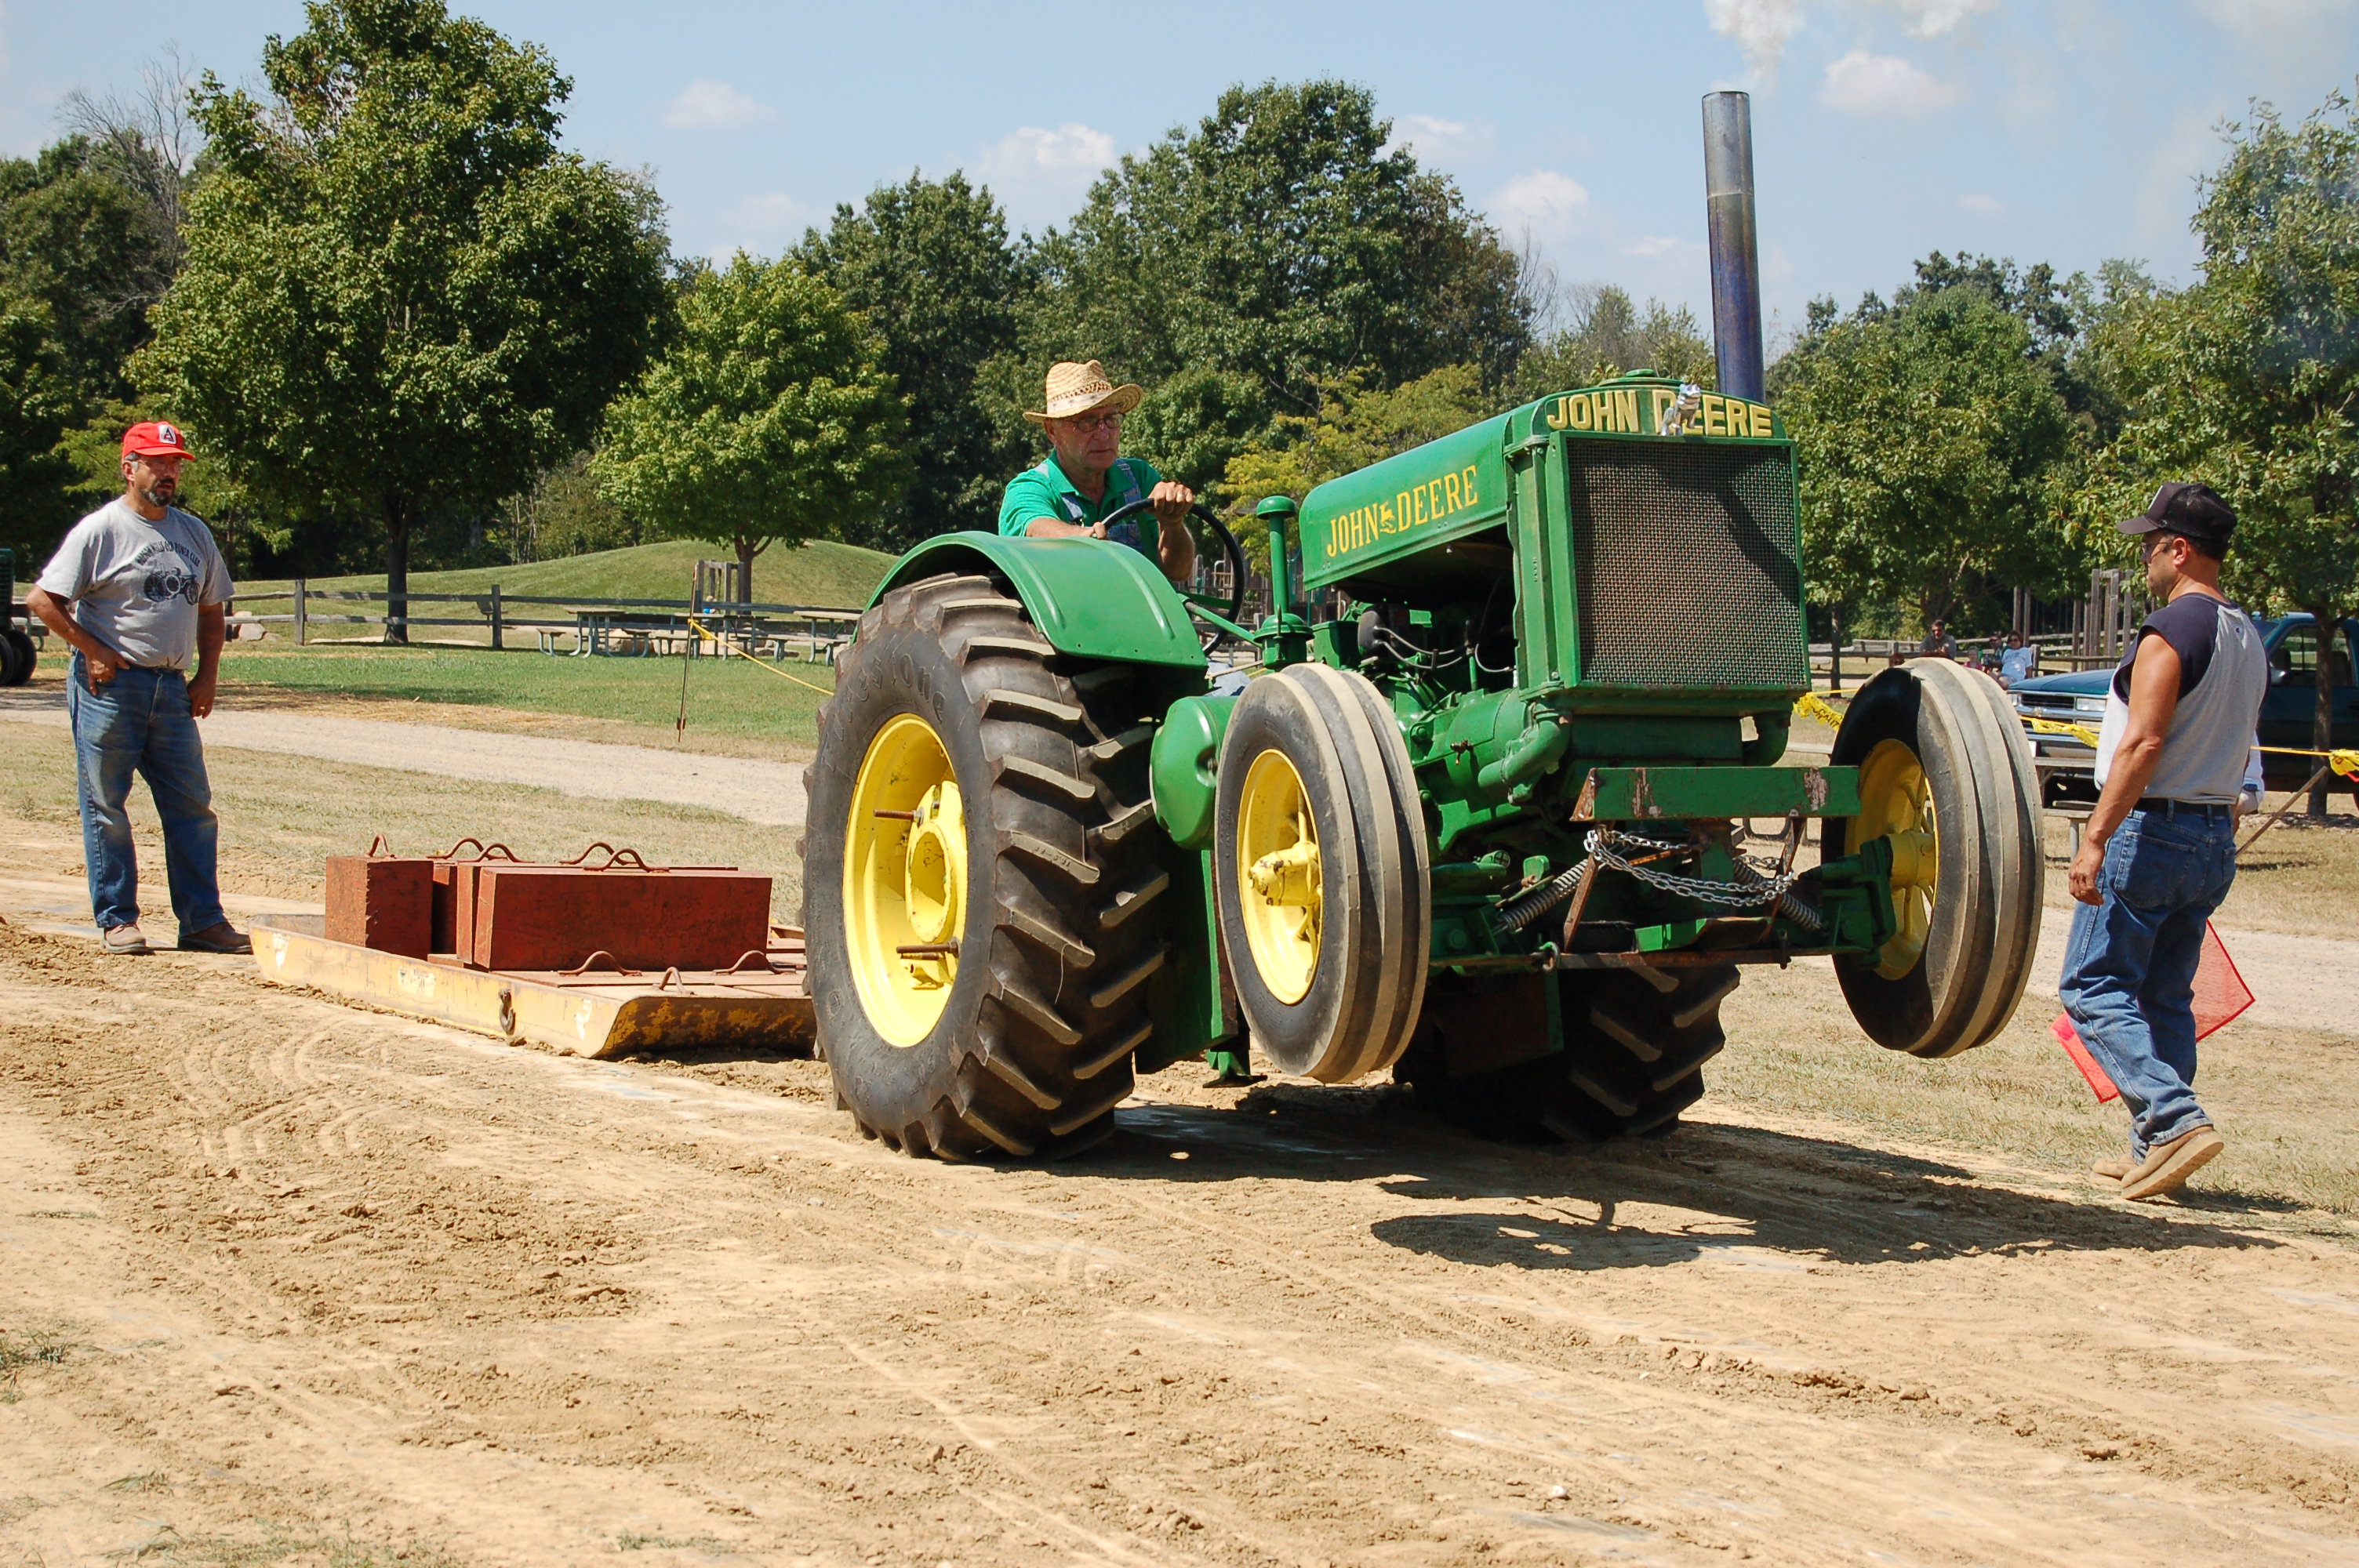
[1584,828,1800,906]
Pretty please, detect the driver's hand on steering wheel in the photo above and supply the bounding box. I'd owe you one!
[1149,481,1195,524]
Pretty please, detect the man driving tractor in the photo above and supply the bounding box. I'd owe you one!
[998,360,1198,585]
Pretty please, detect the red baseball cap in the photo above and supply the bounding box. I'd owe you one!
[122,420,195,459]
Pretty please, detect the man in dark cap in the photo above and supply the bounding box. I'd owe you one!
[2059,481,2266,1201]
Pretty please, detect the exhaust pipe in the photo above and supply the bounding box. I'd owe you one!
[1702,91,1765,402]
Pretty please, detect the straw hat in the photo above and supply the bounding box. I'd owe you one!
[1023,360,1143,425]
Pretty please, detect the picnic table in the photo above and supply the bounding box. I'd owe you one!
[572,609,682,657]
[532,606,861,662]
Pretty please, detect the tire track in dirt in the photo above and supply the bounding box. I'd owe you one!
[2,919,2357,1566]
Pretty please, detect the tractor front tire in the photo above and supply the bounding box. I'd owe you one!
[1212,663,1429,1082]
[801,573,1165,1159]
[1826,659,2042,1058]
[0,628,26,687]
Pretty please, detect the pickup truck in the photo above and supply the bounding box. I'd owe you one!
[2011,612,2358,806]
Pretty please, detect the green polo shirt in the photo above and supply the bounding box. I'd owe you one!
[997,454,1163,539]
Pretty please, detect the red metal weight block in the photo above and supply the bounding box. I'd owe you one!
[323,855,434,958]
[466,866,773,972]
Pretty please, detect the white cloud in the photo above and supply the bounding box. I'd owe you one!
[979,122,1117,181]
[1491,170,1593,244]
[1957,191,2006,219]
[1627,234,1685,259]
[1894,0,1997,36]
[1384,114,1496,164]
[1705,0,1801,76]
[2189,0,2357,31]
[1819,49,1967,116]
[660,79,776,132]
[973,123,1118,227]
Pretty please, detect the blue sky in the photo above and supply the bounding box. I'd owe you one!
[9,1,2358,348]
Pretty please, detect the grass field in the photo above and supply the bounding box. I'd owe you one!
[235,537,896,612]
[211,642,834,754]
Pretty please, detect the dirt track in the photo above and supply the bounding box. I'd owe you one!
[0,689,811,826]
[5,909,2358,1567]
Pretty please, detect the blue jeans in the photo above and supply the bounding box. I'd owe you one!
[65,658,225,938]
[2058,806,2237,1158]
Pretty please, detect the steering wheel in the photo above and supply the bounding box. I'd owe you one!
[1097,497,1249,649]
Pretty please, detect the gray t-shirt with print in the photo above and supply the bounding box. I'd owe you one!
[36,499,234,672]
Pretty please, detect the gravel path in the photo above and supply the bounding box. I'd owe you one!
[0,690,806,826]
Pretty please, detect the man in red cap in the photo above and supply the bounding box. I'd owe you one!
[24,421,249,956]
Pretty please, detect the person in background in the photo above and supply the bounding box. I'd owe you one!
[1918,619,1961,660]
[1999,630,2039,688]
[2059,482,2266,1203]
[24,421,249,957]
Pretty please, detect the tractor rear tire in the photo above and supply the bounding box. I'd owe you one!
[801,573,1165,1160]
[1397,964,1736,1142]
[0,629,26,687]
[1826,659,2042,1058]
[1212,663,1429,1082]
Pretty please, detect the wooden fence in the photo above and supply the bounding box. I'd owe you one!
[231,583,861,649]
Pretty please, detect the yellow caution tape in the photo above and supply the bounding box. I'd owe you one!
[685,615,838,696]
[2022,713,2103,747]
[1792,691,1849,731]
[1799,693,2358,780]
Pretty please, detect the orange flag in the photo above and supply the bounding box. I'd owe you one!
[2052,921,2254,1102]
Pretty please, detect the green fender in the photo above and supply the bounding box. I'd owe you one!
[870,531,1207,670]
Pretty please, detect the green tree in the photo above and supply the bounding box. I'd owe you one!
[798,172,1034,554]
[1023,80,1528,487]
[1772,282,2081,630]
[0,140,175,402]
[2089,89,2359,816]
[0,291,80,561]
[497,450,638,562]
[1219,363,1491,568]
[139,0,671,640]
[593,256,908,604]
[1510,284,1715,401]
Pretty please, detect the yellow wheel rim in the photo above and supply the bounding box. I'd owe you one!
[1236,748,1321,1005]
[1855,738,1938,980]
[844,713,967,1046]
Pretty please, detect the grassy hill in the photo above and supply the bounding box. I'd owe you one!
[239,538,896,609]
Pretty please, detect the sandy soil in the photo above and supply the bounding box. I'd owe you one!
[0,690,809,828]
[4,869,2358,1565]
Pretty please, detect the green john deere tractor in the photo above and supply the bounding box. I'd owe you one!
[799,93,2042,1158]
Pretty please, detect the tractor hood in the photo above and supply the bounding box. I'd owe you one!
[1296,372,1789,602]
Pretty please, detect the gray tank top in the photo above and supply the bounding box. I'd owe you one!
[2092,594,2267,804]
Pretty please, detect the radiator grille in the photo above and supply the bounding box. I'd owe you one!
[1565,444,1806,691]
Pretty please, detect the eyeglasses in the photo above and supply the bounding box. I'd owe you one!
[1059,410,1123,434]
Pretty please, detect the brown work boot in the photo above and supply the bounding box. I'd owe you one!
[2092,1156,2132,1181]
[2120,1127,2224,1202]
[178,922,252,955]
[101,924,151,955]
